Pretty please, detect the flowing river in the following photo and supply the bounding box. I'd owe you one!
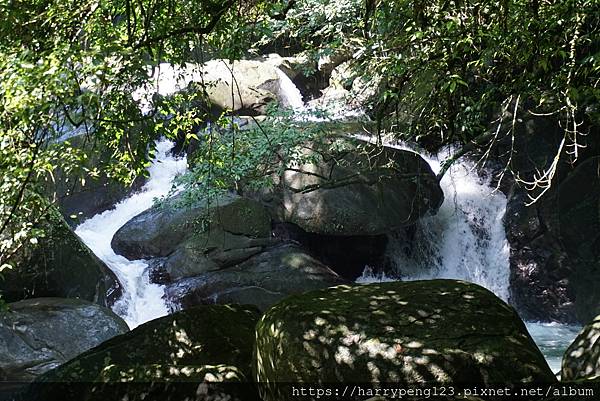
[74,62,579,373]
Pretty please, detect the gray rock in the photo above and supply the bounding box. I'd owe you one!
[500,112,594,323]
[259,53,314,81]
[47,133,145,226]
[1,207,121,307]
[162,230,275,281]
[557,156,600,323]
[27,305,260,401]
[165,244,346,311]
[0,298,128,382]
[112,193,271,260]
[254,136,443,236]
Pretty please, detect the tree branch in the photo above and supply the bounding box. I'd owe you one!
[132,0,235,50]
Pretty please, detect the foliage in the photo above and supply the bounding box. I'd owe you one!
[172,105,334,206]
[260,0,600,152]
[2,0,599,278]
[0,0,277,269]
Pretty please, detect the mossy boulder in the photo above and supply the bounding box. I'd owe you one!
[0,298,128,382]
[159,226,275,282]
[37,304,259,381]
[165,244,346,312]
[27,304,261,401]
[255,280,555,401]
[254,136,443,236]
[562,314,600,381]
[0,207,121,306]
[112,193,271,260]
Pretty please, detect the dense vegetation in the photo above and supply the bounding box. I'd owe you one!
[1,0,599,281]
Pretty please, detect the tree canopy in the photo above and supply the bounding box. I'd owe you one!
[1,0,599,273]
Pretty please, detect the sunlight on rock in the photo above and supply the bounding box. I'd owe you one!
[334,345,354,366]
[255,280,556,399]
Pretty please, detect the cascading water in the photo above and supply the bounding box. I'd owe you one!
[275,68,305,110]
[77,61,300,328]
[75,140,187,328]
[358,149,510,301]
[354,143,579,374]
[75,62,578,372]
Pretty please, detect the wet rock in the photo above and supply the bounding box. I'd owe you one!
[0,298,128,382]
[255,280,555,401]
[557,157,600,323]
[506,155,600,324]
[505,190,576,323]
[499,112,598,324]
[165,244,346,312]
[0,207,121,307]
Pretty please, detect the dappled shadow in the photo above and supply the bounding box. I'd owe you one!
[23,304,261,401]
[277,136,443,237]
[561,314,600,381]
[255,280,556,401]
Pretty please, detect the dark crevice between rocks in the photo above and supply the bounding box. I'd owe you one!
[272,222,388,281]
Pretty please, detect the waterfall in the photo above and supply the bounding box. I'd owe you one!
[358,149,510,301]
[75,140,187,328]
[133,61,304,114]
[275,68,304,110]
[76,62,576,373]
[354,143,579,374]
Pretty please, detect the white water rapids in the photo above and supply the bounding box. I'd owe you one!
[75,140,187,328]
[74,61,578,372]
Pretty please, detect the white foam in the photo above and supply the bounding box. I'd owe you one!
[75,140,187,328]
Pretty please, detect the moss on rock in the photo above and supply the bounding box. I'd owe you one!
[255,280,555,401]
[38,304,260,382]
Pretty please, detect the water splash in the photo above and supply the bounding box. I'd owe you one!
[355,142,579,373]
[75,140,187,328]
[356,143,510,301]
[275,68,304,110]
[526,322,582,375]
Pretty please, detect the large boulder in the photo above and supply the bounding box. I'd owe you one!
[505,189,576,323]
[27,304,260,401]
[562,315,600,381]
[500,111,600,324]
[0,207,121,307]
[557,157,600,323]
[203,59,290,115]
[506,155,600,324]
[165,244,346,312]
[0,298,128,382]
[112,193,271,260]
[255,280,555,401]
[252,136,443,236]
